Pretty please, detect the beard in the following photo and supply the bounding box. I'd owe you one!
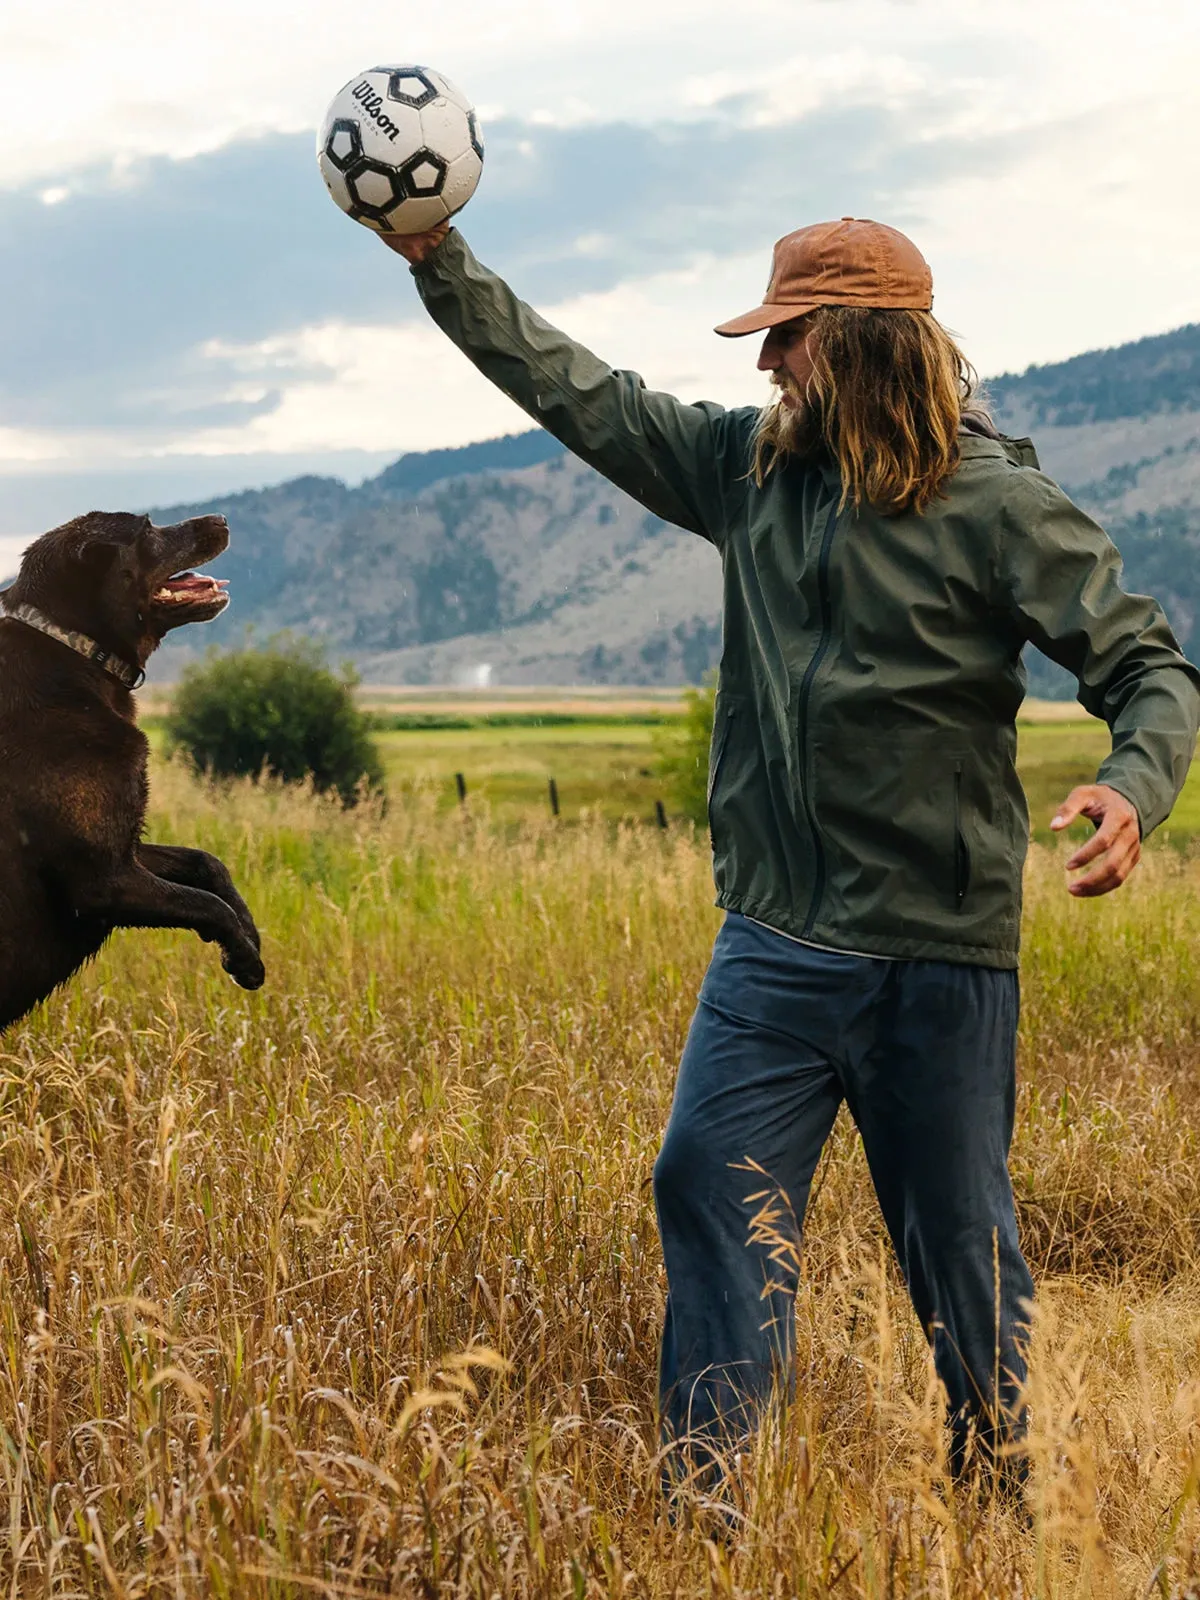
[761,376,827,464]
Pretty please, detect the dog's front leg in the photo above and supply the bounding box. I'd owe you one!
[74,865,265,990]
[137,844,261,951]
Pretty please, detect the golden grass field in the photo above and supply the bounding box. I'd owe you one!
[2,721,1200,1596]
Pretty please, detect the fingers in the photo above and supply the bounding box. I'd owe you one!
[1052,782,1143,897]
[378,223,451,263]
[1064,808,1124,869]
[1068,833,1141,897]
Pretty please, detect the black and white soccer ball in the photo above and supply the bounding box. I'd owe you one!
[316,65,484,235]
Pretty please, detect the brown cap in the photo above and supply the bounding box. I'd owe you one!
[714,217,933,338]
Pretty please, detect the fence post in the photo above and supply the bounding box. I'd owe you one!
[548,776,560,817]
[455,772,467,805]
[655,799,668,830]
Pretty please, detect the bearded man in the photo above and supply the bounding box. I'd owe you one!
[383,218,1200,1485]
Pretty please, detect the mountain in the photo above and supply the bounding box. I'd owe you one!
[140,324,1200,691]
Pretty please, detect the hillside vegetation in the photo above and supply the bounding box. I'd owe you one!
[989,322,1200,426]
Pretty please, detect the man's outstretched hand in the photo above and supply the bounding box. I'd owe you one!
[1050,784,1141,897]
[378,222,451,265]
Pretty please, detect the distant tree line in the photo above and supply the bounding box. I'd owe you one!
[990,324,1200,426]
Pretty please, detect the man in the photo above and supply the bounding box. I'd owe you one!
[383,217,1200,1483]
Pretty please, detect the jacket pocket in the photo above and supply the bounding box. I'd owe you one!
[707,694,737,836]
[953,759,972,911]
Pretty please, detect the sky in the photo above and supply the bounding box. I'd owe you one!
[1,0,1199,567]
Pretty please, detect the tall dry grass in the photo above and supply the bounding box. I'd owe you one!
[2,763,1200,1595]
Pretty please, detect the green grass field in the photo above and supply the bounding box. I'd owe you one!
[375,720,666,820]
[364,711,1200,842]
[4,700,1199,1594]
[146,690,1200,838]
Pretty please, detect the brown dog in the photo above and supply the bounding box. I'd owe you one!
[0,510,264,1031]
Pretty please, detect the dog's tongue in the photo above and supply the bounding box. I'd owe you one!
[155,571,229,602]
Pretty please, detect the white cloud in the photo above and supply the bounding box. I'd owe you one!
[1,0,1199,481]
[919,88,1200,375]
[74,254,769,460]
[2,2,1198,179]
[0,425,69,466]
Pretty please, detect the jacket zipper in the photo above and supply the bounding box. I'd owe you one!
[799,496,842,939]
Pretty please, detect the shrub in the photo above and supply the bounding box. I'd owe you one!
[654,679,715,825]
[165,637,385,805]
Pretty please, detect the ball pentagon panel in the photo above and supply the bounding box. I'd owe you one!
[324,118,362,173]
[467,110,485,162]
[346,158,406,221]
[399,148,448,198]
[386,66,438,109]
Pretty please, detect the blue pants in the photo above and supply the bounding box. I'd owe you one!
[653,913,1033,1478]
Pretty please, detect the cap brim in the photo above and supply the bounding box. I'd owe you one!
[713,300,822,338]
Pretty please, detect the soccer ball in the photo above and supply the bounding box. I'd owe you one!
[316,65,484,235]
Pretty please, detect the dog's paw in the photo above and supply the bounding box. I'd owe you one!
[222,945,266,990]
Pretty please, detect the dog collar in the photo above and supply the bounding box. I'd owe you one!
[0,595,145,689]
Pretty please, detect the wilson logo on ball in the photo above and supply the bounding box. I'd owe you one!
[317,64,483,235]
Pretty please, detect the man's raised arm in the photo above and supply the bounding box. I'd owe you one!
[381,225,750,547]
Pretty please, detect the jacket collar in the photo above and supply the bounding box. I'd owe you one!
[0,593,145,689]
[957,432,1041,469]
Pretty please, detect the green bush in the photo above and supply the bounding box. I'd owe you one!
[654,679,715,825]
[165,637,385,806]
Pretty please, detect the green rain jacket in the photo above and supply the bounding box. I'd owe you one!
[413,231,1200,968]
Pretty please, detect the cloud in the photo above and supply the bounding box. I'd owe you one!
[0,4,1198,482]
[3,2,1198,182]
[0,136,365,433]
[0,96,1013,447]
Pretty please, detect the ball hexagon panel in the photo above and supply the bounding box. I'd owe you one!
[441,149,483,217]
[318,164,354,214]
[360,100,423,162]
[386,67,438,109]
[346,158,406,220]
[389,193,450,234]
[416,99,472,163]
[399,148,448,198]
[425,69,471,110]
[324,118,362,173]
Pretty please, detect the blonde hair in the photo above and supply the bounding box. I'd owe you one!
[750,307,981,516]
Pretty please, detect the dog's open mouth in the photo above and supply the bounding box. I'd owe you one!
[152,571,230,609]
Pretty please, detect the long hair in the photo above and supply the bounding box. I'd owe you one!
[750,307,982,515]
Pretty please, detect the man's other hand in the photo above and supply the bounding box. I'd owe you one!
[1050,784,1141,897]
[378,223,451,265]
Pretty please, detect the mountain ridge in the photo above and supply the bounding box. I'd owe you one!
[118,323,1200,693]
